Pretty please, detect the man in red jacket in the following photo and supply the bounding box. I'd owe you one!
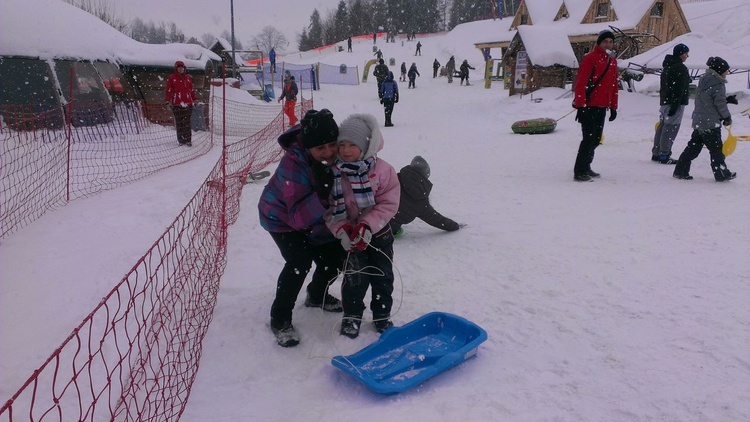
[572,30,619,182]
[164,61,198,146]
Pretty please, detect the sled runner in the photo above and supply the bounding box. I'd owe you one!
[331,312,487,394]
[511,117,557,134]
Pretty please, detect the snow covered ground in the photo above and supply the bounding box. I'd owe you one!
[2,1,750,420]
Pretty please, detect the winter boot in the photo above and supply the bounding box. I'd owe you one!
[574,173,593,182]
[372,317,394,333]
[305,293,343,312]
[340,316,362,339]
[587,170,601,178]
[715,169,737,182]
[271,320,300,347]
[673,173,693,180]
[658,154,678,165]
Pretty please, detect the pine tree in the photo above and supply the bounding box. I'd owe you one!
[308,9,324,48]
[333,1,349,42]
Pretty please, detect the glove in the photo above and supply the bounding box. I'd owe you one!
[722,117,732,127]
[394,95,399,103]
[380,99,384,104]
[350,223,372,251]
[667,104,679,117]
[608,109,617,122]
[726,95,738,105]
[335,224,354,251]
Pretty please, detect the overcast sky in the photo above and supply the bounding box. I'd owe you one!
[115,0,343,50]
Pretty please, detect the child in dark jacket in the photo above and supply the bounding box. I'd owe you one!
[389,156,463,235]
[379,71,399,127]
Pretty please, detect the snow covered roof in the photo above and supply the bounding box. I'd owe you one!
[216,38,233,52]
[521,0,664,36]
[450,18,515,45]
[622,32,750,70]
[0,0,220,69]
[516,26,579,68]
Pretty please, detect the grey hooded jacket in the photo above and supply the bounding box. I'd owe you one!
[691,69,731,130]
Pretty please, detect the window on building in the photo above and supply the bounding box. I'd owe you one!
[597,3,609,18]
[651,2,664,17]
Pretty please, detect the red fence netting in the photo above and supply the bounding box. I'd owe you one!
[1,84,314,420]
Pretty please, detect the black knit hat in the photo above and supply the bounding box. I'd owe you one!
[410,155,430,179]
[673,43,689,57]
[706,56,730,75]
[300,109,338,149]
[596,30,615,45]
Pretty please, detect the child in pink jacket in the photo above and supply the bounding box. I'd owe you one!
[325,113,400,339]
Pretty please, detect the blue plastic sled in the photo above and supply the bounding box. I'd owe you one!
[331,312,488,394]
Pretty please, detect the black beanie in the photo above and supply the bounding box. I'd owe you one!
[597,30,615,45]
[300,109,338,149]
[410,155,430,179]
[673,43,689,57]
[706,56,730,75]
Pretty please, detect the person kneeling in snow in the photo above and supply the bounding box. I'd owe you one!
[389,156,464,236]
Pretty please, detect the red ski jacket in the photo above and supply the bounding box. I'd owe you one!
[574,45,618,110]
[165,61,198,107]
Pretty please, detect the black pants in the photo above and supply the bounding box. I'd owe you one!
[269,231,344,324]
[341,226,395,319]
[172,105,192,144]
[408,77,416,89]
[383,99,395,125]
[573,107,606,176]
[674,128,732,181]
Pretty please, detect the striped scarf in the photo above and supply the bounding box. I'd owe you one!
[330,157,376,222]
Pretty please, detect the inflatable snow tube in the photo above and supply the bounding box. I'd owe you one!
[511,117,557,135]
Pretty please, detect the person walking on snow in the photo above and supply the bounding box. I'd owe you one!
[379,71,399,127]
[164,60,198,146]
[571,30,619,182]
[652,43,690,164]
[258,109,345,347]
[445,56,456,83]
[459,59,475,85]
[278,73,299,126]
[415,41,422,56]
[407,62,420,89]
[400,62,407,82]
[325,114,400,339]
[433,59,440,78]
[373,58,389,98]
[347,36,352,52]
[673,56,737,182]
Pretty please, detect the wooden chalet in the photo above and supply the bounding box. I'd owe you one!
[478,0,691,94]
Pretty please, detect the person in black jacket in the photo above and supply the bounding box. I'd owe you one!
[652,43,691,164]
[373,58,389,97]
[390,156,463,236]
[407,63,420,89]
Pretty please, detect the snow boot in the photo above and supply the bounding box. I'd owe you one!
[271,320,300,347]
[574,173,593,182]
[658,154,678,164]
[340,316,361,339]
[305,293,343,312]
[587,170,601,178]
[372,318,394,333]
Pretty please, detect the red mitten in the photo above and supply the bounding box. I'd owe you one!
[350,223,372,251]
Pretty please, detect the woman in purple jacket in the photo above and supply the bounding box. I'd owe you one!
[258,109,345,347]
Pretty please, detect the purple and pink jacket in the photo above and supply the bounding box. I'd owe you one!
[258,126,334,245]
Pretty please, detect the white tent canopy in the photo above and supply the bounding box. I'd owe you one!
[622,32,750,72]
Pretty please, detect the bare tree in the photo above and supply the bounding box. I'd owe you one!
[201,33,217,48]
[64,0,130,33]
[251,26,288,54]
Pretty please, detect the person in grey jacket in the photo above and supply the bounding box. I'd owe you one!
[389,156,463,235]
[673,57,736,181]
[652,43,691,164]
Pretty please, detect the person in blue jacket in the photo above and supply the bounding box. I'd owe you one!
[269,47,276,73]
[379,71,399,127]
